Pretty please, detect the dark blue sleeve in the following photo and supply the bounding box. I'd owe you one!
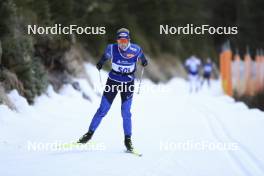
[137,48,148,63]
[98,44,112,65]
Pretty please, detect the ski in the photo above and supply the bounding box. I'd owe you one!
[56,141,97,149]
[125,150,143,157]
[56,142,143,156]
[56,142,83,149]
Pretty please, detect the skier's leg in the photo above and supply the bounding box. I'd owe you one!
[207,75,211,88]
[188,74,193,92]
[88,78,119,132]
[120,81,134,137]
[195,75,200,92]
[120,81,134,151]
[201,77,204,87]
[189,74,198,92]
[78,79,119,143]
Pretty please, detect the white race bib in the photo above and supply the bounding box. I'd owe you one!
[112,63,135,73]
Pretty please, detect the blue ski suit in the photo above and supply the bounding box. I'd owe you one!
[88,43,147,137]
[203,63,213,78]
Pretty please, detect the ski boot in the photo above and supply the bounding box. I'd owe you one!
[78,130,94,144]
[124,135,134,152]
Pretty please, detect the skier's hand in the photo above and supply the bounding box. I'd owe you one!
[141,60,148,67]
[96,62,103,70]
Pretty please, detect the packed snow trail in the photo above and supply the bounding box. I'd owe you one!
[0,63,264,176]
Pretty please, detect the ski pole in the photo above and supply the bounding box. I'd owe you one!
[137,67,144,94]
[99,70,103,88]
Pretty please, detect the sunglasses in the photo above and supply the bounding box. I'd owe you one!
[117,38,129,44]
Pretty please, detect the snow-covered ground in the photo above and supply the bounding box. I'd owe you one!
[0,63,264,176]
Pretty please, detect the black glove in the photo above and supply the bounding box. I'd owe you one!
[141,59,148,67]
[96,62,103,70]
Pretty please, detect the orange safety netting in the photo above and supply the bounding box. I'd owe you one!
[220,48,233,96]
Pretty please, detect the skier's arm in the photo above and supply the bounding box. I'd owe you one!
[184,60,189,72]
[96,44,112,70]
[138,49,148,67]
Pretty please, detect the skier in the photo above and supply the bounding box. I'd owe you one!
[78,28,148,152]
[184,55,201,92]
[201,58,214,88]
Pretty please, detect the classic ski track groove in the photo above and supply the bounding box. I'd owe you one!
[193,100,264,176]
